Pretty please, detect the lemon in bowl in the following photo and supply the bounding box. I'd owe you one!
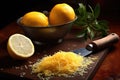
[17,3,77,45]
[20,11,49,27]
[49,3,76,26]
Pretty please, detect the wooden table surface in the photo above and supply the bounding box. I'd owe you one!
[0,20,120,80]
[93,20,120,80]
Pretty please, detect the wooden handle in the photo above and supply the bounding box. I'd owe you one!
[86,33,119,52]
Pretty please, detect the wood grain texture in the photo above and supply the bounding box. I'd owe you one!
[0,21,120,80]
[93,21,120,80]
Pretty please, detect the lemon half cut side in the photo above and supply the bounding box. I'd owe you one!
[7,33,35,60]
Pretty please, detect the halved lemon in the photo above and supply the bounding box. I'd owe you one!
[7,33,35,60]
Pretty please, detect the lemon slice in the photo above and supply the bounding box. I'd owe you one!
[7,33,35,60]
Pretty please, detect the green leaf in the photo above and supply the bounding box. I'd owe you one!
[86,12,95,23]
[93,20,102,30]
[87,27,91,34]
[86,27,95,39]
[94,3,100,18]
[74,3,88,26]
[90,30,95,39]
[74,3,109,40]
[78,3,87,16]
[88,5,94,15]
[98,20,109,29]
[76,28,86,38]
[74,15,87,26]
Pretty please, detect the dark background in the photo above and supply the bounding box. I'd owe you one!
[0,0,54,28]
[0,0,120,29]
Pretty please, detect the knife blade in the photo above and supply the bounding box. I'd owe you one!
[73,33,119,56]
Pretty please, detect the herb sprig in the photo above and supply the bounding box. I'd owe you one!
[74,3,109,40]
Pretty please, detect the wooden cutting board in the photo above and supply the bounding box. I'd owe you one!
[0,25,110,80]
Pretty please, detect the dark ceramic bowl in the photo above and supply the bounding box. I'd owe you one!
[17,17,77,45]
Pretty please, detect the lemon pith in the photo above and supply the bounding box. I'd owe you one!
[7,34,35,60]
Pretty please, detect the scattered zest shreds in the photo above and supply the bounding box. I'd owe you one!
[31,51,97,79]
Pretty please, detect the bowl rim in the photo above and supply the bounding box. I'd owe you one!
[17,16,77,28]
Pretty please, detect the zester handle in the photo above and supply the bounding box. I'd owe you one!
[86,33,119,52]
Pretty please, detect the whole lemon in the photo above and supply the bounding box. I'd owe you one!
[20,11,49,27]
[49,3,76,26]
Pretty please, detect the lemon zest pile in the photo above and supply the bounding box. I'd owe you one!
[32,51,97,79]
